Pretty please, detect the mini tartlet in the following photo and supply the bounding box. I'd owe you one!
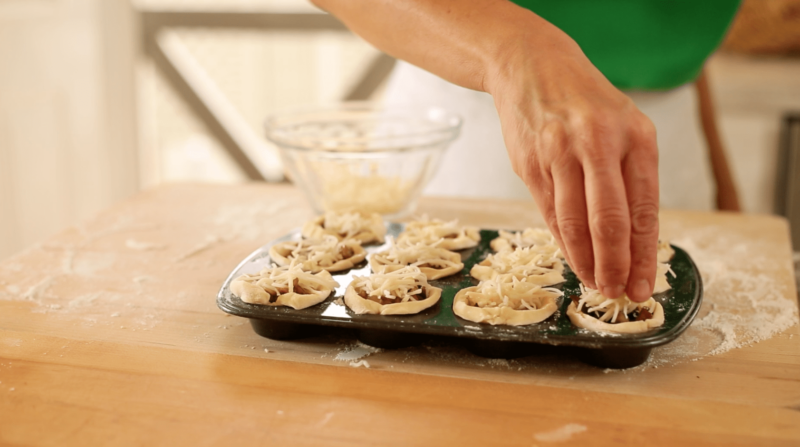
[470,246,564,286]
[302,210,385,244]
[397,216,480,250]
[230,262,339,309]
[370,237,463,280]
[269,236,366,273]
[566,286,664,334]
[344,265,442,315]
[490,228,562,256]
[453,275,561,326]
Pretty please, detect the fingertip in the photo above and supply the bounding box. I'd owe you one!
[601,284,625,299]
[627,278,652,303]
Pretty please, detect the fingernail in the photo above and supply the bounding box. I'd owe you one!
[602,284,625,298]
[630,279,651,302]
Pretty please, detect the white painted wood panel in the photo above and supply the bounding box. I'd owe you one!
[0,0,138,260]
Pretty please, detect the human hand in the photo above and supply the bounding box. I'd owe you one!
[486,33,660,302]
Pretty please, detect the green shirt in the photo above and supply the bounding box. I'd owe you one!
[512,0,741,90]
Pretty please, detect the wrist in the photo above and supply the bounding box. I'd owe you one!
[481,10,582,96]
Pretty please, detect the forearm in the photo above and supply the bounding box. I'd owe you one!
[310,0,567,94]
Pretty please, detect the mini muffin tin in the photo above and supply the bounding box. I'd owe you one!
[217,223,703,368]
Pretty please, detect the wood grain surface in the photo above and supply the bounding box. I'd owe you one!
[0,183,798,446]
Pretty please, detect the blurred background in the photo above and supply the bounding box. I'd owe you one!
[1,0,800,260]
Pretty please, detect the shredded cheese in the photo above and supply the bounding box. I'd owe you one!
[466,275,563,310]
[234,261,339,299]
[480,246,563,277]
[372,236,462,271]
[272,235,362,271]
[398,215,480,249]
[351,265,430,304]
[491,228,564,258]
[575,285,657,324]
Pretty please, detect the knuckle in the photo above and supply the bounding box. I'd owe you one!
[629,202,659,236]
[557,215,588,243]
[631,255,656,272]
[599,264,629,283]
[590,208,629,241]
[629,115,658,151]
[545,213,561,237]
[541,121,567,150]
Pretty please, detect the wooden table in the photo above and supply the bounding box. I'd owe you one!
[1,184,798,446]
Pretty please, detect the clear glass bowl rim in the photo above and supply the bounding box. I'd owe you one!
[264,101,463,153]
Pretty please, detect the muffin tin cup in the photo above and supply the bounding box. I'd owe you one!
[218,224,703,369]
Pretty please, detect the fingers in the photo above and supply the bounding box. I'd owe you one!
[582,139,631,299]
[551,160,596,289]
[623,120,660,302]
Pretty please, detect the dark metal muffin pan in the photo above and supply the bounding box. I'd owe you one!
[217,223,703,368]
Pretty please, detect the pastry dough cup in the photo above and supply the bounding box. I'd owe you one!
[489,229,559,253]
[566,301,665,334]
[301,213,385,244]
[344,283,441,315]
[370,249,463,280]
[652,263,672,294]
[470,261,564,286]
[268,240,366,273]
[230,271,336,310]
[398,222,480,250]
[657,241,675,263]
[453,286,559,326]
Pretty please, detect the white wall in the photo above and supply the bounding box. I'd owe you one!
[0,0,139,259]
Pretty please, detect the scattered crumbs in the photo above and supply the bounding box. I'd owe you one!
[602,368,614,374]
[111,312,120,317]
[533,423,587,442]
[485,358,511,369]
[174,234,224,262]
[333,297,344,306]
[349,360,370,368]
[120,326,125,329]
[264,348,270,353]
[335,343,382,362]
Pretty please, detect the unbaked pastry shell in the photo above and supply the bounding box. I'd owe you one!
[566,301,665,334]
[230,274,334,310]
[470,261,564,286]
[370,250,464,280]
[268,241,366,273]
[344,283,442,315]
[452,286,558,326]
[301,214,385,244]
[397,223,480,250]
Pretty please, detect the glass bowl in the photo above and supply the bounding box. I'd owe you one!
[265,102,462,219]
